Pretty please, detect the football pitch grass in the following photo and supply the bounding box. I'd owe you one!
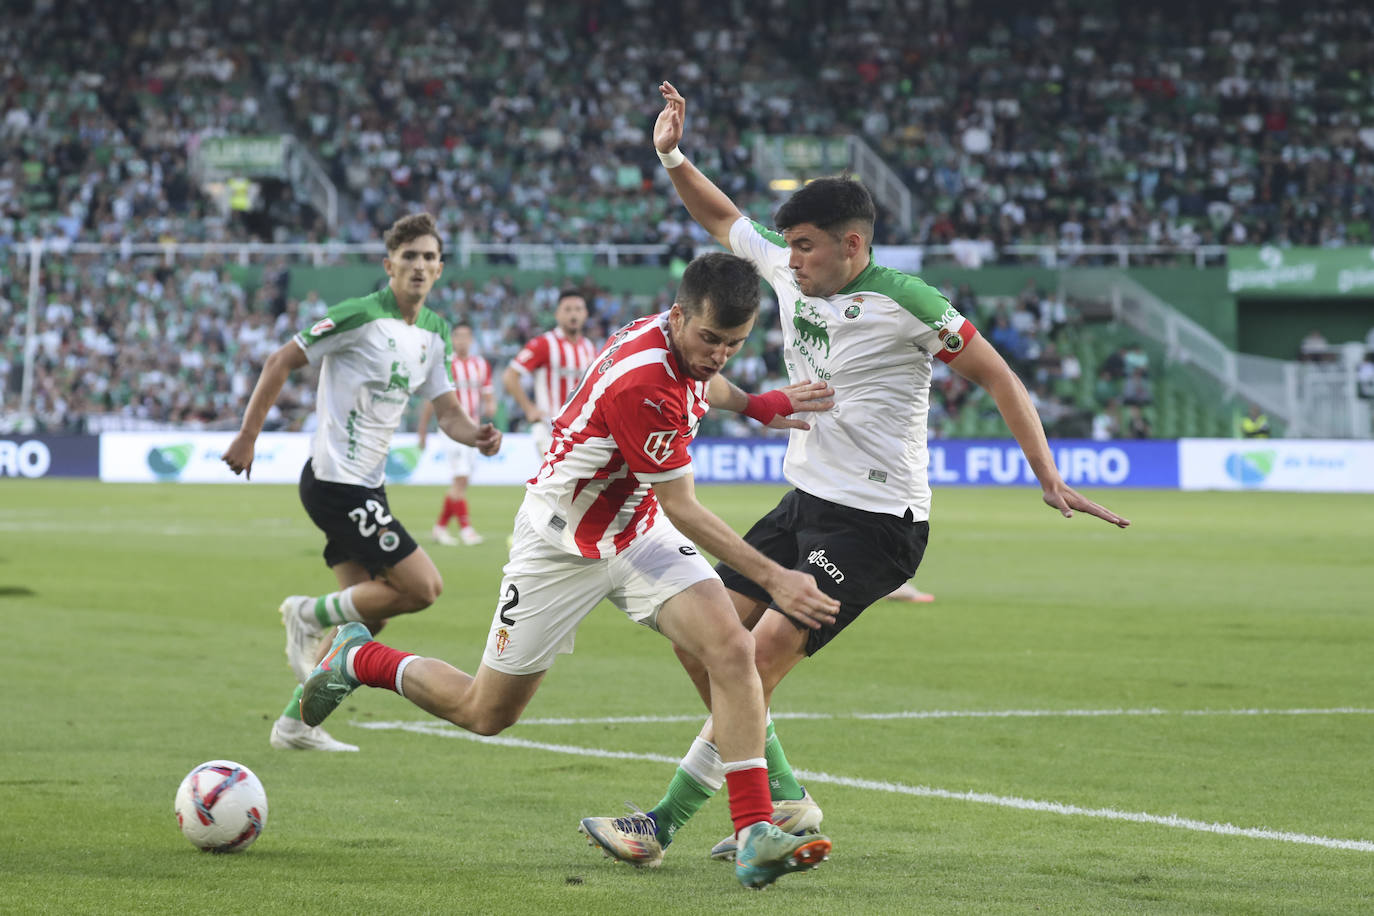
[2,479,1372,914]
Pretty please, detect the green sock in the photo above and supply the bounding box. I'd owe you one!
[649,767,715,846]
[280,684,305,721]
[765,721,805,801]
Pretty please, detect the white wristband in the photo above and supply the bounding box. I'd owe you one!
[657,146,686,169]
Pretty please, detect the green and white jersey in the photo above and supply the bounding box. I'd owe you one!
[729,217,980,520]
[293,286,454,487]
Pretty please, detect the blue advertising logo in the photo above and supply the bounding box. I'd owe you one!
[146,444,194,480]
[1224,450,1276,487]
[386,445,423,482]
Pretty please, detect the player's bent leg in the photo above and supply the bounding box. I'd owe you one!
[401,661,545,736]
[656,582,763,767]
[670,588,773,712]
[749,609,810,699]
[340,550,443,623]
[376,549,443,609]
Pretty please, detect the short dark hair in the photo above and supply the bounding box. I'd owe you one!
[774,177,876,239]
[452,318,473,331]
[557,288,587,304]
[677,252,760,328]
[383,212,443,257]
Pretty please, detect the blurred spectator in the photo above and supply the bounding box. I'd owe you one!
[1240,403,1271,438]
[1121,368,1154,406]
[1356,356,1374,400]
[1299,328,1330,362]
[1092,399,1121,441]
[1124,404,1152,439]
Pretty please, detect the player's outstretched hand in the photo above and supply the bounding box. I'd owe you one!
[475,423,502,457]
[655,81,685,152]
[768,568,840,630]
[1042,482,1130,528]
[767,380,835,431]
[221,432,256,480]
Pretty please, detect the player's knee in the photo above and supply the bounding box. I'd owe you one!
[405,575,443,609]
[464,709,516,736]
[701,628,756,679]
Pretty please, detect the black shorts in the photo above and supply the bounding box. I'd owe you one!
[298,460,418,576]
[715,489,928,656]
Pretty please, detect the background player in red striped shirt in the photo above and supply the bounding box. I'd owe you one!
[418,319,495,546]
[502,289,597,459]
[297,253,843,889]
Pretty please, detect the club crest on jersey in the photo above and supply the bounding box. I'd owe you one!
[308,317,335,336]
[938,327,965,354]
[495,627,510,656]
[844,301,863,320]
[643,429,677,465]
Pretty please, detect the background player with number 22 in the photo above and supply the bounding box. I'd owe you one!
[221,213,501,753]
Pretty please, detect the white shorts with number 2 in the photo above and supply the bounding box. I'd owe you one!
[480,499,717,675]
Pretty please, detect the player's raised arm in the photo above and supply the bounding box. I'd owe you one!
[654,81,744,249]
[948,334,1130,528]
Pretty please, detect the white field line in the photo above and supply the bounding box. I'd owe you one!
[498,706,1374,726]
[355,717,1374,854]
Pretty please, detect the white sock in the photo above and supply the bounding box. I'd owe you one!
[308,588,364,627]
[680,737,725,792]
[394,655,418,697]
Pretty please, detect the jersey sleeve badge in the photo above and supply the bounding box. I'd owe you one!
[642,430,678,465]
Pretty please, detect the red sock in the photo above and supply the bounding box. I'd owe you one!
[724,765,772,837]
[350,641,416,693]
[437,498,455,527]
[455,499,470,528]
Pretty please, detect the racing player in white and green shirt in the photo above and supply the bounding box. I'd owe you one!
[579,82,1130,867]
[223,212,501,752]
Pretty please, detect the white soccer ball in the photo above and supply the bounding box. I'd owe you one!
[174,760,268,853]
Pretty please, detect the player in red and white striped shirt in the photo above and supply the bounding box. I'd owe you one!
[418,320,494,546]
[297,254,839,889]
[502,289,598,459]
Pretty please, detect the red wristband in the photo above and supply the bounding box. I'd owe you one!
[743,389,793,425]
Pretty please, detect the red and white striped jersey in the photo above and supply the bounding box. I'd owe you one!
[523,312,708,559]
[448,353,492,419]
[510,328,598,416]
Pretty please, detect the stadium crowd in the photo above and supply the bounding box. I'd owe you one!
[3,0,1369,434]
[5,241,1124,441]
[4,0,1371,250]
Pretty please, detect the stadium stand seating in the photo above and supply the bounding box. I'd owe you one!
[2,0,1363,435]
